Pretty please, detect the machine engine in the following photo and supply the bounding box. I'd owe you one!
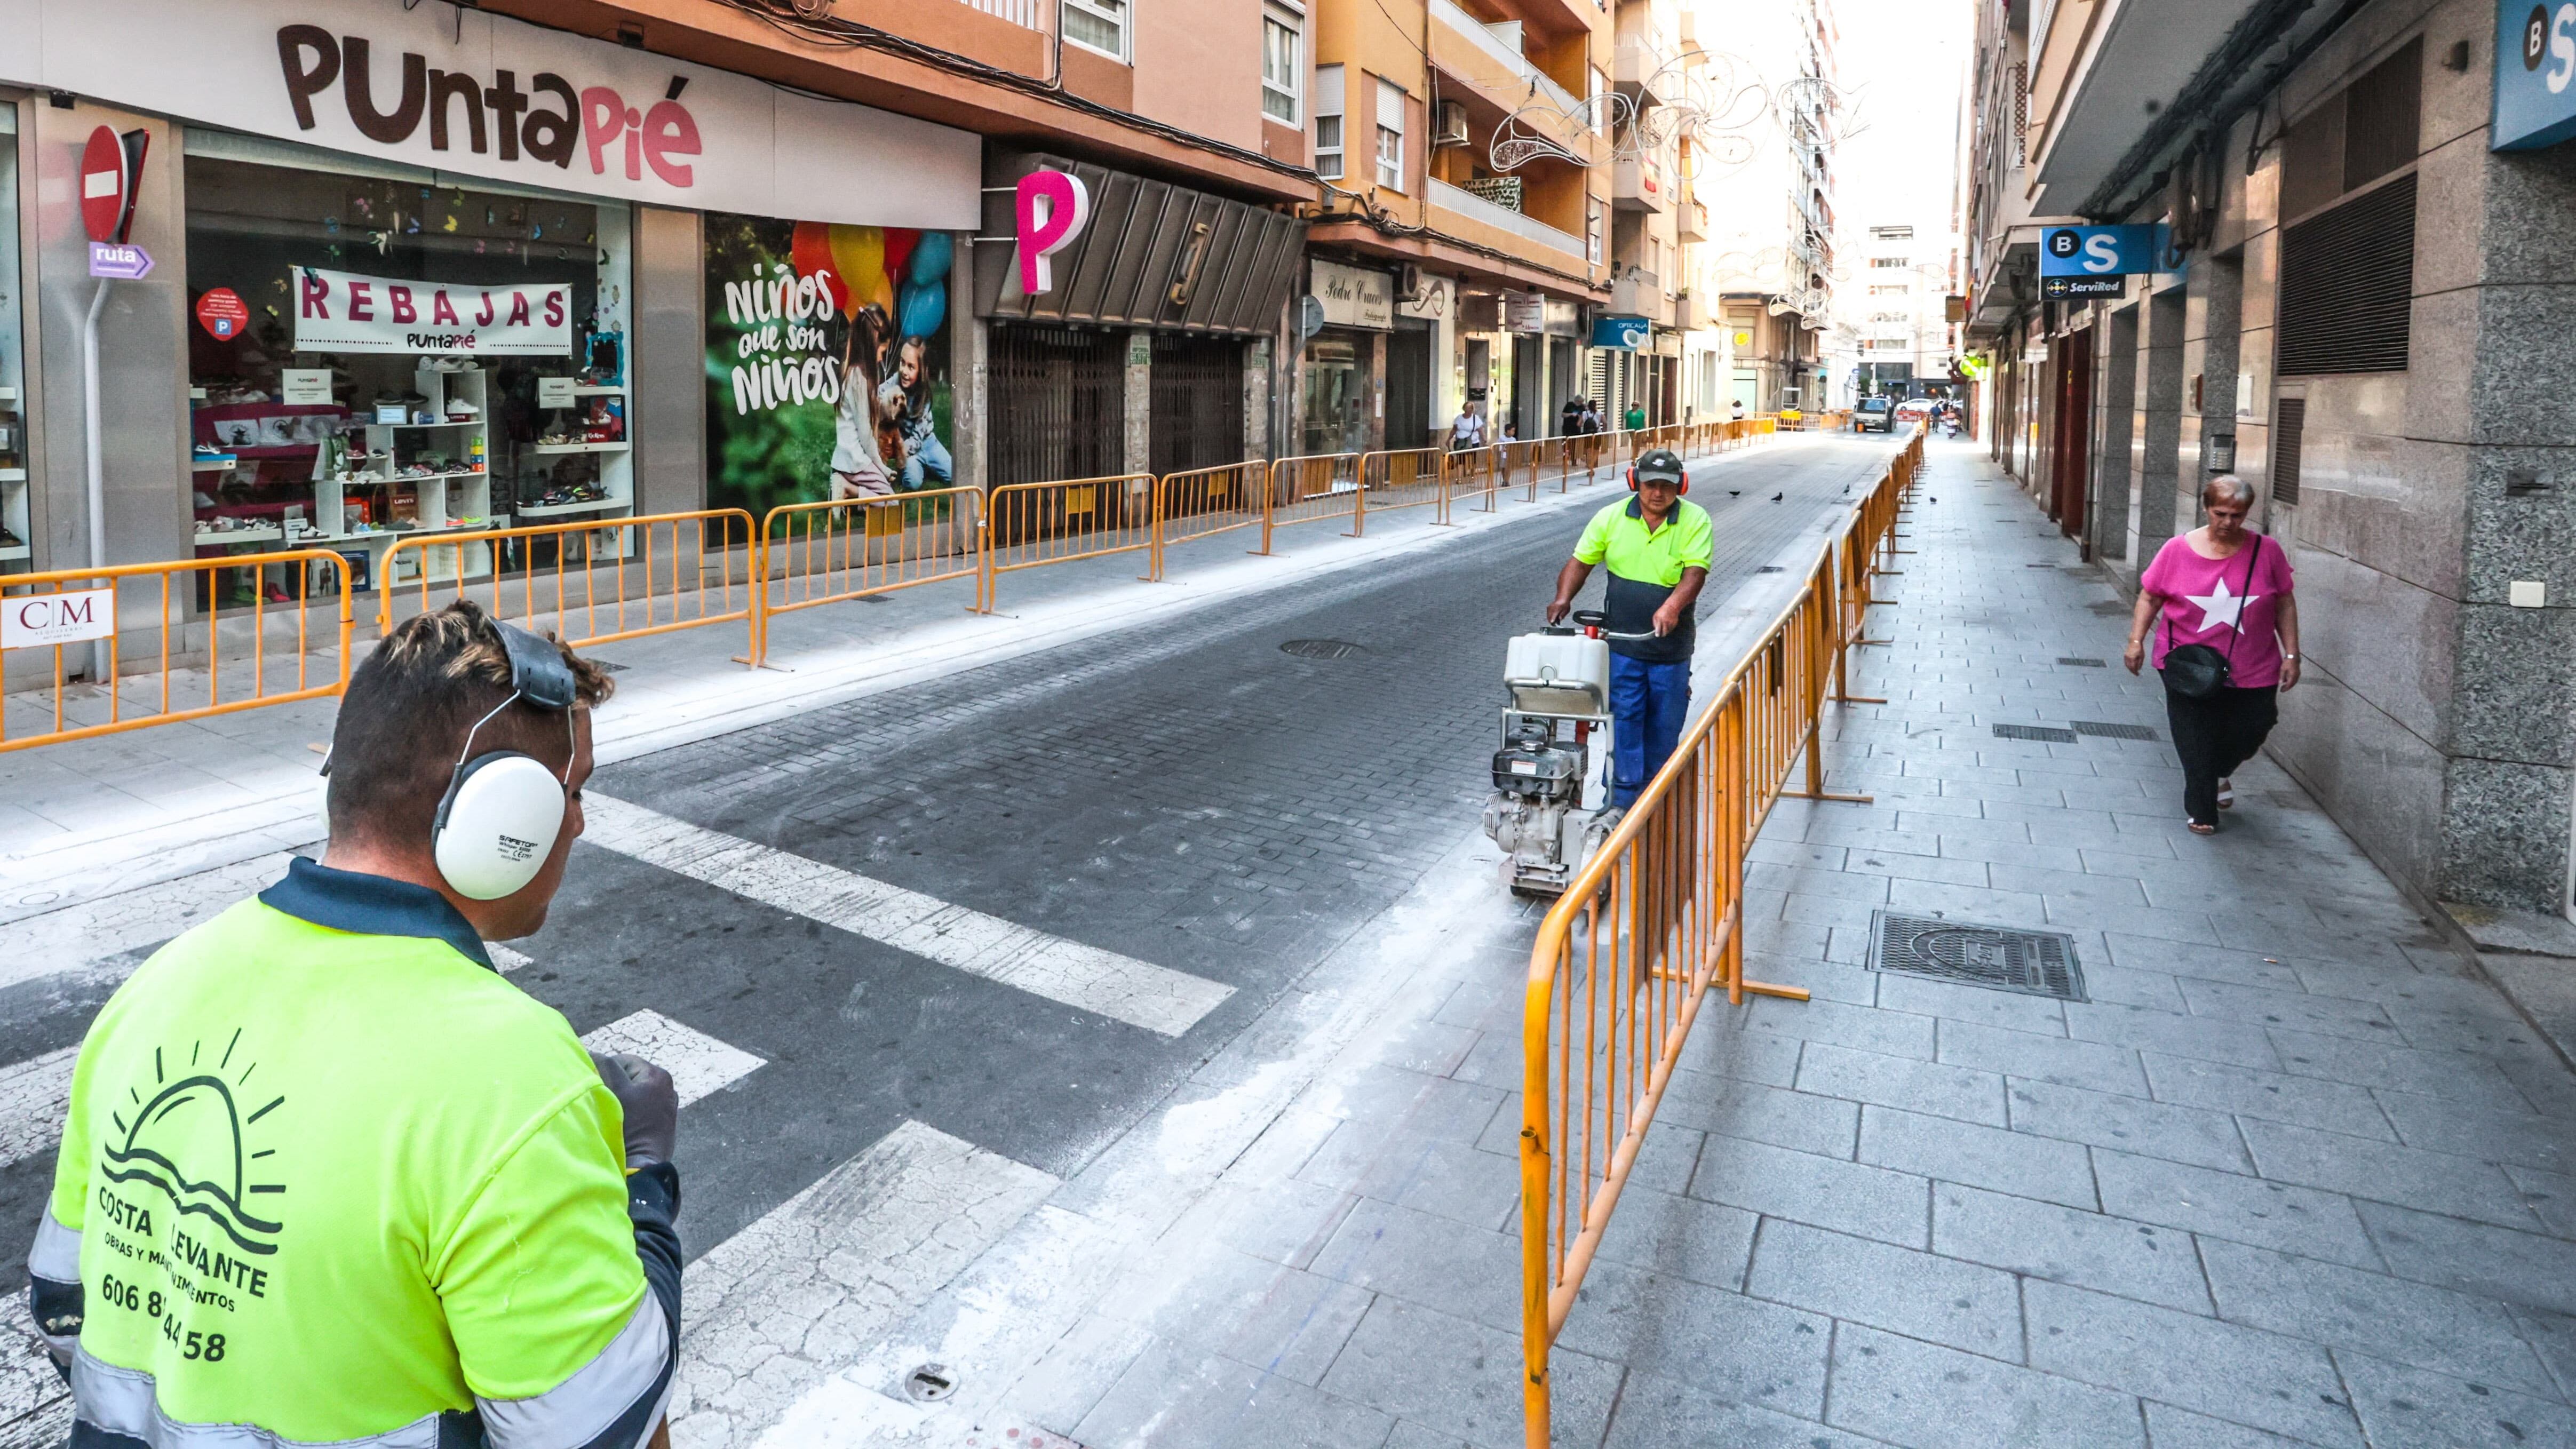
[1481,622,1616,896]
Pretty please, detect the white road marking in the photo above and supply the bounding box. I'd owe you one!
[489,942,535,974]
[0,1050,75,1175]
[670,1120,1059,1449]
[0,1293,70,1448]
[581,1009,765,1108]
[582,795,1235,1039]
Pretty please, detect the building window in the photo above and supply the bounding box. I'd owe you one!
[1061,0,1128,61]
[1376,78,1406,192]
[1587,199,1604,265]
[1869,225,1913,240]
[1869,257,1907,269]
[1313,64,1344,180]
[1262,5,1302,124]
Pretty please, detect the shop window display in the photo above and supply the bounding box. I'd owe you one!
[184,148,631,603]
[0,104,27,572]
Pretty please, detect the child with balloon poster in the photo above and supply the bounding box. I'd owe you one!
[703,214,956,519]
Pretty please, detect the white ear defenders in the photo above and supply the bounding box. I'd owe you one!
[430,623,581,901]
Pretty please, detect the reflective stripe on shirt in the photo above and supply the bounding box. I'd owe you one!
[479,1296,671,1449]
[73,1348,447,1446]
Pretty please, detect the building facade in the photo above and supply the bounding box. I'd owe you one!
[1960,0,2576,935]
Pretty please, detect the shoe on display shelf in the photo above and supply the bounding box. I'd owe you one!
[446,399,480,420]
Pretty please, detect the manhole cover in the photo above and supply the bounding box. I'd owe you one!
[1869,912,2087,1000]
[1280,639,1369,660]
[1992,722,2078,743]
[903,1363,958,1403]
[2073,720,2157,741]
[2057,657,2106,667]
[1757,565,1785,574]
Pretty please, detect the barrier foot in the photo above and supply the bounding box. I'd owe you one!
[1740,980,1811,1001]
[1834,694,1889,705]
[1782,789,1874,805]
[1857,636,1895,646]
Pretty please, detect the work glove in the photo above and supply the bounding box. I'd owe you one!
[591,1051,679,1170]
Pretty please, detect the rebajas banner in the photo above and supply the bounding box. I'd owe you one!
[292,265,573,355]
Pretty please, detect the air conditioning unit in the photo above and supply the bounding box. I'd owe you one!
[1397,264,1426,304]
[1435,100,1469,148]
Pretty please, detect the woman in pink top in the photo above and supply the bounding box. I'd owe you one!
[2122,475,2301,834]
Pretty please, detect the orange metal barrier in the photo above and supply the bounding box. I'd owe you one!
[1156,460,1269,561]
[977,473,1156,612]
[1353,448,1449,535]
[1262,451,1363,548]
[376,509,758,654]
[1518,429,1923,1446]
[1447,445,1499,514]
[1491,440,1547,503]
[754,487,983,665]
[0,553,355,753]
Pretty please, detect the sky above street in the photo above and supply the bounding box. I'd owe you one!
[1832,0,1973,244]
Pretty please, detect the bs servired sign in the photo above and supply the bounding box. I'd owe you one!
[2495,3,2576,149]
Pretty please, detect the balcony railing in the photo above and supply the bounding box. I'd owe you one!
[1428,178,1587,259]
[966,0,1048,28]
[1430,0,1584,115]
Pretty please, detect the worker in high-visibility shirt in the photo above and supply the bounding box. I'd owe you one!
[27,601,681,1446]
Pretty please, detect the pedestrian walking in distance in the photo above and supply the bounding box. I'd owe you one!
[1447,400,1486,451]
[2123,474,2301,834]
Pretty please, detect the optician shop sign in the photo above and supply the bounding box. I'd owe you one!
[2495,2,2576,148]
[0,0,978,230]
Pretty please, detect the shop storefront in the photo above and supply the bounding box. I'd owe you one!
[0,0,977,600]
[973,150,1305,485]
[1300,258,1394,457]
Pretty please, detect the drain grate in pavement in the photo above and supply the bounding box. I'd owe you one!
[2057,657,2106,667]
[1279,638,1370,660]
[1758,565,1785,573]
[2022,562,2058,568]
[2086,600,2131,615]
[1869,911,2088,1000]
[1992,722,2079,743]
[2073,720,2158,741]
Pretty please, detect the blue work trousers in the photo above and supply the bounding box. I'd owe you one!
[1609,653,1690,808]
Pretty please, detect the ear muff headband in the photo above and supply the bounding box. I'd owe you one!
[428,622,579,901]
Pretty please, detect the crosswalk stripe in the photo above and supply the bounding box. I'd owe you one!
[0,1050,75,1176]
[581,795,1235,1039]
[580,1009,764,1108]
[671,1120,1059,1447]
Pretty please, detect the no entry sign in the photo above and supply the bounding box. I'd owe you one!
[78,125,148,245]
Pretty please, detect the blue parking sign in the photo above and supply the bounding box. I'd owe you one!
[2495,2,2576,149]
[2038,225,2166,277]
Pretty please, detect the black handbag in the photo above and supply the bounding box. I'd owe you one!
[2161,535,2264,699]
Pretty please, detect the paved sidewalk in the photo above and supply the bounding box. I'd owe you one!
[850,439,2576,1448]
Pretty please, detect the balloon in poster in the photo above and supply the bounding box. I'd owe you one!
[899,278,945,341]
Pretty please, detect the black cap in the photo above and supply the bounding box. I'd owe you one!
[1633,449,1686,485]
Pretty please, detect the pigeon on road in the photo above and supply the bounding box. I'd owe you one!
[1770,491,1784,503]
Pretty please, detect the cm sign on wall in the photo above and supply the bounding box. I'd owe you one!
[2496,2,2576,148]
[2038,225,2168,299]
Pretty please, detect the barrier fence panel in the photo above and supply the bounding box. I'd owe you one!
[1491,440,1544,502]
[1449,445,1498,514]
[1155,460,1271,573]
[0,554,355,752]
[377,509,758,655]
[1354,448,1448,535]
[1517,434,1920,1446]
[979,472,1157,612]
[756,487,984,665]
[1262,452,1362,550]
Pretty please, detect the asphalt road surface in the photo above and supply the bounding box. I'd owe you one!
[0,434,1899,1440]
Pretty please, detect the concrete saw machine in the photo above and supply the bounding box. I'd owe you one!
[1482,610,1621,897]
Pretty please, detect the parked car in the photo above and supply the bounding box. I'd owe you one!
[1854,397,1895,433]
[1894,398,1936,427]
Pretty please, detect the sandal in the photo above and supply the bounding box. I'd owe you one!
[2187,819,2218,836]
[2216,780,2234,810]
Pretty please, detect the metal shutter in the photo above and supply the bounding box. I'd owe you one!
[2277,172,2415,376]
[2272,397,2305,506]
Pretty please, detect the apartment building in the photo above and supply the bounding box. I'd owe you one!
[1958,0,2576,940]
[0,0,1310,591]
[1844,221,1959,399]
[1693,0,1839,414]
[1299,0,1618,450]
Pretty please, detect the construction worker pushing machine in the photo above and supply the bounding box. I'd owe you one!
[27,601,681,1447]
[1546,447,1713,810]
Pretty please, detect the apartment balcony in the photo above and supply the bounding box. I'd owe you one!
[1674,290,1708,331]
[1430,0,1587,124]
[1615,44,1672,110]
[1676,197,1707,242]
[2025,0,2269,211]
[1427,177,1589,262]
[1613,155,1667,213]
[1612,268,1669,321]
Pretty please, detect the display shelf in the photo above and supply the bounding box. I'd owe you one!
[571,384,627,396]
[384,419,484,429]
[0,468,26,482]
[516,497,627,518]
[0,545,29,563]
[337,468,489,485]
[190,459,238,473]
[533,440,629,455]
[195,526,284,546]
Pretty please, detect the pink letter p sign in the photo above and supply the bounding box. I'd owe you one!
[1016,169,1092,296]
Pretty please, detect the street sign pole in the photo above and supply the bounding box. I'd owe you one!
[78,125,149,684]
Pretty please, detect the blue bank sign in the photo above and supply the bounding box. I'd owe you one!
[2038,224,2170,299]
[2495,2,2576,149]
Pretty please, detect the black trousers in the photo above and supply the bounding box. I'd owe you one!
[2161,678,2279,825]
